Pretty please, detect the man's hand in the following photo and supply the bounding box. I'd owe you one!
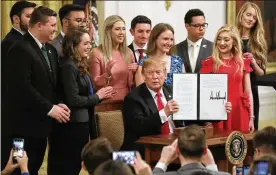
[49,105,70,123]
[200,148,215,166]
[225,102,232,113]
[132,152,152,175]
[1,150,19,175]
[58,103,71,113]
[16,151,29,173]
[164,100,179,116]
[159,139,179,166]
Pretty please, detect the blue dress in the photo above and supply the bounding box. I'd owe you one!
[138,55,183,86]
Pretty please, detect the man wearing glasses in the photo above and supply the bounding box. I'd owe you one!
[176,9,213,73]
[176,9,213,127]
[49,4,85,57]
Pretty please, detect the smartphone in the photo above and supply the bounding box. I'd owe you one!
[254,161,269,175]
[236,165,250,175]
[12,138,24,164]
[112,151,136,164]
[243,165,250,175]
[236,167,243,175]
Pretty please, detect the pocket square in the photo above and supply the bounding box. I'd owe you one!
[202,45,207,48]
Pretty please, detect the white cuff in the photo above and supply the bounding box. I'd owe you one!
[206,164,218,172]
[159,109,168,124]
[47,106,54,116]
[155,161,167,172]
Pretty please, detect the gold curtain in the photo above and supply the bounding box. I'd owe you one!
[1,0,72,39]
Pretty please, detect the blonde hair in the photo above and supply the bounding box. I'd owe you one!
[212,24,244,73]
[99,15,130,64]
[141,59,166,75]
[236,2,267,68]
[146,23,176,56]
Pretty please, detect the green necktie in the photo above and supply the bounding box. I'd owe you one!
[41,45,51,71]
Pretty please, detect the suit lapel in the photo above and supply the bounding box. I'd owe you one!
[45,44,56,84]
[195,38,208,72]
[25,33,54,84]
[182,40,192,73]
[163,85,172,101]
[141,83,158,114]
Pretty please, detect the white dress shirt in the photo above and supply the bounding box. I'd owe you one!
[187,38,203,72]
[147,87,175,133]
[133,42,147,63]
[60,31,65,37]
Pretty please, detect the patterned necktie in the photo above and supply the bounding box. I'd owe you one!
[137,49,144,63]
[156,92,170,135]
[41,45,51,71]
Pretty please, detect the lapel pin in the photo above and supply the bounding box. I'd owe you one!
[202,45,207,48]
[48,50,51,54]
[169,95,172,98]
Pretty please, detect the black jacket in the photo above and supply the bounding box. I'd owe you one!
[121,83,183,153]
[3,32,61,138]
[60,59,100,123]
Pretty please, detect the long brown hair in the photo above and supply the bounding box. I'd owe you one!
[146,23,176,56]
[236,2,267,68]
[62,28,90,74]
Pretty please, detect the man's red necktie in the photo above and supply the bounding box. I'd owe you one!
[156,92,170,135]
[137,49,144,63]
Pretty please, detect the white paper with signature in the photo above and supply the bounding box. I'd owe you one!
[199,74,228,120]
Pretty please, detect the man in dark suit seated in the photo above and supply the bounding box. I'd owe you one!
[121,59,183,154]
[49,4,85,57]
[152,125,230,175]
[128,15,152,63]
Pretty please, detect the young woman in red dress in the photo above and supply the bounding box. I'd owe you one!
[200,24,254,132]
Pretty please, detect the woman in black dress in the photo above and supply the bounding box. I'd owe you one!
[48,28,115,175]
[236,2,268,130]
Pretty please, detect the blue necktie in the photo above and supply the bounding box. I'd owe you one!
[86,75,94,95]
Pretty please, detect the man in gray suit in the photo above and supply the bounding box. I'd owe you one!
[152,125,229,175]
[49,4,85,57]
[176,9,213,73]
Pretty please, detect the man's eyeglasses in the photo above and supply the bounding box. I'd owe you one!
[189,23,208,29]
